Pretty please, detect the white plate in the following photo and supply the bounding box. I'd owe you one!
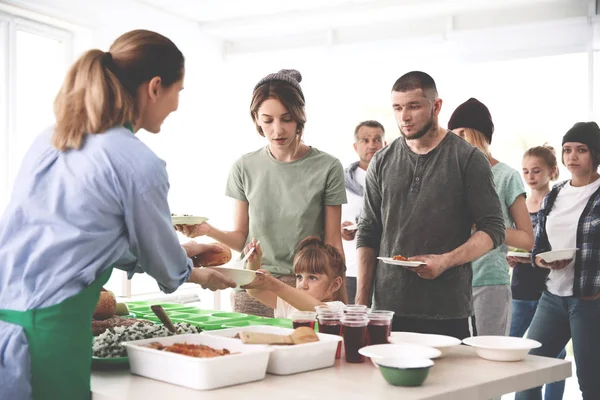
[171,216,208,226]
[343,224,358,231]
[359,343,441,367]
[211,267,256,286]
[462,336,541,362]
[506,251,531,258]
[537,248,578,263]
[204,326,342,375]
[123,334,271,390]
[389,332,461,357]
[378,257,424,268]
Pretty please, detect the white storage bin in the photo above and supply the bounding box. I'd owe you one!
[204,326,342,375]
[123,334,271,390]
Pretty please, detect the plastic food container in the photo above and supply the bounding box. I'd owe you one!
[204,326,342,375]
[123,334,271,390]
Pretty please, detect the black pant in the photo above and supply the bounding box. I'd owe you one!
[392,315,471,340]
[346,277,357,304]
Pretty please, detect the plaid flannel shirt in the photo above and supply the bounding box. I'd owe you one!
[533,180,600,297]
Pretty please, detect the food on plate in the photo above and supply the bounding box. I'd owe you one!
[510,248,529,254]
[171,213,193,216]
[145,342,232,358]
[194,242,232,267]
[93,322,203,358]
[93,288,117,320]
[92,315,153,336]
[392,255,408,261]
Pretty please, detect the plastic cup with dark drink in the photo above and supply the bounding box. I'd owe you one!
[318,314,343,359]
[341,315,369,363]
[367,310,394,345]
[291,311,317,330]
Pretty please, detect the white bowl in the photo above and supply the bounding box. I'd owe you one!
[537,248,578,263]
[204,326,342,375]
[389,332,461,357]
[171,215,208,225]
[462,336,541,362]
[506,251,531,258]
[211,267,256,286]
[359,343,441,367]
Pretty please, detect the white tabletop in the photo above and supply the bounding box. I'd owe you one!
[92,345,571,400]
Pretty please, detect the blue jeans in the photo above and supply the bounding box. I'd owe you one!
[510,299,565,400]
[515,292,600,400]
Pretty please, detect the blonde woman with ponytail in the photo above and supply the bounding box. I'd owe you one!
[0,30,235,400]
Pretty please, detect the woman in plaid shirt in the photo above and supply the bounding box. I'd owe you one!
[516,122,600,400]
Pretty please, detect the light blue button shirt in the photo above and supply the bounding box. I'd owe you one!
[0,126,192,398]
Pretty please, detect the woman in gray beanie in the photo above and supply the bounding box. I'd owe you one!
[178,69,347,317]
[516,122,600,400]
[448,98,534,338]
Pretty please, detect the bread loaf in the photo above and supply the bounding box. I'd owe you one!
[93,289,117,320]
[194,242,232,267]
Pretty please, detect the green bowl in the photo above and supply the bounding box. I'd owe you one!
[376,357,434,387]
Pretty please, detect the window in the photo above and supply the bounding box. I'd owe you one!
[0,13,72,210]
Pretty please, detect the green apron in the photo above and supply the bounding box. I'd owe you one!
[0,266,112,400]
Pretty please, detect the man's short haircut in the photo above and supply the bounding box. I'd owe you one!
[354,120,385,141]
[391,71,438,100]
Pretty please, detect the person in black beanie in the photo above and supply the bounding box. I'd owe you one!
[516,122,600,400]
[448,98,534,339]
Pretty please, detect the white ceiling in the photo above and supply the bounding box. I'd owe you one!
[139,0,590,43]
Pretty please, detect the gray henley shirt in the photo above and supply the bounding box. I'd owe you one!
[356,132,505,319]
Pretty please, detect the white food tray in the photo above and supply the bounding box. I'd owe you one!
[204,325,342,375]
[123,333,271,390]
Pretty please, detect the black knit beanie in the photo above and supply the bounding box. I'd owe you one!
[562,122,600,151]
[253,69,304,100]
[448,98,495,144]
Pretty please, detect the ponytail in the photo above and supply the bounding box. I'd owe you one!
[52,29,184,151]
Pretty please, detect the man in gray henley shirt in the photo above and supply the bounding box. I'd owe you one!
[355,71,505,339]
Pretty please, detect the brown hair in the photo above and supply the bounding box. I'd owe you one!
[293,237,348,304]
[391,71,438,100]
[52,29,184,151]
[250,80,306,143]
[524,144,560,180]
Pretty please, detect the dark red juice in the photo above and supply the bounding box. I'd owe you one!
[342,325,367,363]
[293,320,315,330]
[367,321,390,345]
[318,321,342,359]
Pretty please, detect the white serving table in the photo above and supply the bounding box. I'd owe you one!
[91,345,571,400]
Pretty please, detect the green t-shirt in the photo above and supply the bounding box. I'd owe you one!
[472,162,526,286]
[226,146,347,276]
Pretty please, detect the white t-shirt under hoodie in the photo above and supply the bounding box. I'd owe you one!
[545,178,600,296]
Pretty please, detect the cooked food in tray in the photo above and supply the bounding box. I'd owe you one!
[145,342,233,358]
[93,322,203,358]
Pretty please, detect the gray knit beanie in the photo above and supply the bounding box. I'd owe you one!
[253,69,304,100]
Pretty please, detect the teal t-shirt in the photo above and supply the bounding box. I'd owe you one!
[225,146,347,276]
[472,162,526,287]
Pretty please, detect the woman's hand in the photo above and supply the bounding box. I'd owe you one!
[535,256,572,270]
[243,239,263,270]
[507,256,530,268]
[188,267,236,291]
[175,222,211,238]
